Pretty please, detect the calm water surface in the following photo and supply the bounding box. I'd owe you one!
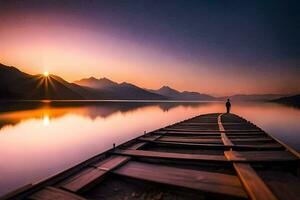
[0,101,299,196]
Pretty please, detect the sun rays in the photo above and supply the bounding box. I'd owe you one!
[33,73,57,99]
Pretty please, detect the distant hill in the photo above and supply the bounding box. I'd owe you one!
[218,94,285,101]
[74,77,167,100]
[272,94,300,107]
[0,63,84,100]
[149,86,215,100]
[74,77,118,89]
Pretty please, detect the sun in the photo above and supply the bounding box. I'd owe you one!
[43,71,49,77]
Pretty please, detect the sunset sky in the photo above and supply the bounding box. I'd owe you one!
[0,0,299,96]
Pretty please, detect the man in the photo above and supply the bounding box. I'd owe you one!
[226,99,231,113]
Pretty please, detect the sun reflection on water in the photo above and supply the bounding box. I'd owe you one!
[43,115,50,126]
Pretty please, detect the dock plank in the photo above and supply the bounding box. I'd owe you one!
[230,138,273,142]
[158,137,223,144]
[145,140,283,150]
[113,149,227,162]
[93,155,130,170]
[154,131,221,136]
[127,142,147,150]
[29,187,86,200]
[218,114,234,146]
[233,163,278,200]
[225,151,298,162]
[163,128,262,133]
[113,161,247,198]
[60,168,106,192]
[60,156,130,192]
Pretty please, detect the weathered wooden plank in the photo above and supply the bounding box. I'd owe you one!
[233,163,278,200]
[154,131,221,136]
[226,132,265,136]
[144,140,283,150]
[93,156,130,170]
[156,137,223,144]
[235,143,283,150]
[163,135,222,139]
[113,161,247,198]
[114,149,227,162]
[60,168,106,192]
[163,128,262,133]
[144,140,229,149]
[228,135,269,139]
[218,114,234,146]
[59,156,130,192]
[221,133,233,146]
[179,122,247,125]
[163,128,222,132]
[230,138,273,142]
[127,142,147,150]
[225,151,298,162]
[173,125,219,129]
[29,186,86,200]
[139,134,162,141]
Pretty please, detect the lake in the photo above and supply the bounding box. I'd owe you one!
[0,100,299,196]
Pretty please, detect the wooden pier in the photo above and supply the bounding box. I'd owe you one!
[2,113,300,200]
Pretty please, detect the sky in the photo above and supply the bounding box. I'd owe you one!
[0,0,299,96]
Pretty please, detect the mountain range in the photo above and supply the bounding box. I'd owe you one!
[0,63,292,101]
[0,63,210,100]
[148,86,214,100]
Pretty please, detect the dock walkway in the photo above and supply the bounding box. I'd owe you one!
[2,113,300,200]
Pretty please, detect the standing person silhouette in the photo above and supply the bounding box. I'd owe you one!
[226,99,231,113]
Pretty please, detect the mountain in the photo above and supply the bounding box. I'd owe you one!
[0,64,166,100]
[149,86,215,100]
[75,77,166,100]
[74,77,118,89]
[218,94,285,101]
[0,63,85,100]
[272,94,300,107]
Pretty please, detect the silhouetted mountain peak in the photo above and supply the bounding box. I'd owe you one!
[74,76,118,89]
[99,77,118,85]
[88,76,98,81]
[160,85,174,90]
[156,86,181,97]
[150,85,214,100]
[0,63,28,77]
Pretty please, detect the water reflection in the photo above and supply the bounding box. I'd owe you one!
[0,101,211,129]
[0,101,299,197]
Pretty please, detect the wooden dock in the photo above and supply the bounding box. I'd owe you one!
[2,113,300,200]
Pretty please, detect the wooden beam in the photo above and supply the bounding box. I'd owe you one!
[218,114,234,146]
[60,156,131,192]
[60,168,106,192]
[113,161,247,198]
[225,151,298,162]
[29,187,86,200]
[113,149,227,162]
[230,138,273,142]
[140,137,223,144]
[145,140,283,150]
[233,163,278,200]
